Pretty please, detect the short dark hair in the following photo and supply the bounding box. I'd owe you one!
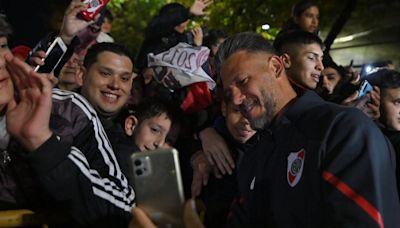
[103,9,114,22]
[131,97,180,125]
[273,30,324,56]
[83,42,133,70]
[214,32,276,78]
[368,69,400,95]
[0,14,12,38]
[203,29,227,49]
[292,0,318,18]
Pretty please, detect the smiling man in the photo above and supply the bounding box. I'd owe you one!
[79,42,140,189]
[274,30,324,92]
[81,43,134,118]
[214,32,400,227]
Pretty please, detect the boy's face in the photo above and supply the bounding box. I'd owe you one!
[81,51,134,116]
[133,113,172,151]
[286,43,324,90]
[0,36,13,113]
[380,88,400,131]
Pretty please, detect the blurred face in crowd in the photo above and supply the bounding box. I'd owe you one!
[321,67,342,94]
[81,51,134,116]
[174,20,189,34]
[285,43,324,89]
[222,101,256,143]
[127,77,144,105]
[163,122,181,148]
[58,53,84,91]
[211,38,225,56]
[101,18,112,33]
[221,51,282,130]
[295,6,319,33]
[0,36,13,113]
[125,113,172,151]
[380,88,400,131]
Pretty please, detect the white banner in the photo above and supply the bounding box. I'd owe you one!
[147,43,216,90]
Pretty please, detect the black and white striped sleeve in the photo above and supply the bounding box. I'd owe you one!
[26,89,135,225]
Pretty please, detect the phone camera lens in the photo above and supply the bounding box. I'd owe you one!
[134,159,142,166]
[136,169,143,176]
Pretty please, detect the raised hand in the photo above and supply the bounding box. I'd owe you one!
[191,26,203,47]
[59,0,93,45]
[5,53,53,151]
[365,86,381,120]
[189,0,213,16]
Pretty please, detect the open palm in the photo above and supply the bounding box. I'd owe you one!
[5,54,53,152]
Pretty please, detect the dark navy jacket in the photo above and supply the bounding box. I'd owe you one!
[228,91,400,228]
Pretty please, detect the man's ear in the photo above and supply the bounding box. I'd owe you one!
[269,55,285,79]
[281,53,291,69]
[76,69,84,87]
[81,66,87,82]
[124,115,138,136]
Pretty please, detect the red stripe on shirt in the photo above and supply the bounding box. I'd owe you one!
[322,171,384,228]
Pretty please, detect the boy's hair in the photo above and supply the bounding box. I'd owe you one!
[103,9,114,22]
[84,42,133,70]
[130,97,180,125]
[368,69,400,95]
[0,14,12,37]
[273,30,324,56]
[203,29,227,49]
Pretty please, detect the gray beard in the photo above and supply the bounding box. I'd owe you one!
[249,94,277,130]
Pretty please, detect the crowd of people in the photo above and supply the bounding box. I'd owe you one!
[1,0,400,227]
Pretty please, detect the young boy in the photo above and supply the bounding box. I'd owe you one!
[273,30,324,91]
[124,97,179,152]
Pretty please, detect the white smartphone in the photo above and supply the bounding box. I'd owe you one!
[34,37,67,73]
[131,148,185,228]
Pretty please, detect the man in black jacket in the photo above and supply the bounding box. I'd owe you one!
[3,1,137,226]
[214,32,400,227]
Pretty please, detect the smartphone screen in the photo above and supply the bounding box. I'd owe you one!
[35,37,67,74]
[131,148,185,227]
[358,80,373,98]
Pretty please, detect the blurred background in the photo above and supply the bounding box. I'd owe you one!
[1,0,399,70]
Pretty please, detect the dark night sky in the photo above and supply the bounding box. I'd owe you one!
[1,0,68,48]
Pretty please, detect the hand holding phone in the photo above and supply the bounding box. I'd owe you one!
[79,0,110,21]
[131,148,185,228]
[34,37,67,74]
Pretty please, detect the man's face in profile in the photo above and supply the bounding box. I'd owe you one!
[221,51,279,130]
